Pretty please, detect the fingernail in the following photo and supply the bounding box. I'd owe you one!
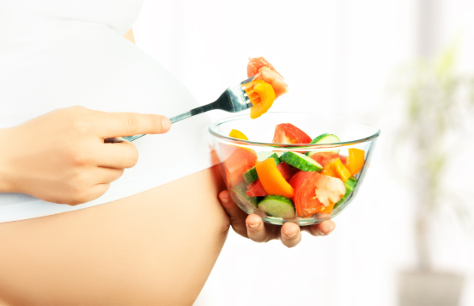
[220,195,228,203]
[283,231,298,239]
[248,223,259,229]
[162,118,171,131]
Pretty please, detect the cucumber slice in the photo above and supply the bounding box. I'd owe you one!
[258,195,295,218]
[243,168,258,184]
[257,152,281,164]
[334,177,357,209]
[230,183,258,208]
[280,151,323,172]
[307,133,341,157]
[311,133,340,144]
[243,153,280,184]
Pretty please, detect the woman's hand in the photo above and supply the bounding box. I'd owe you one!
[218,190,336,248]
[0,106,171,205]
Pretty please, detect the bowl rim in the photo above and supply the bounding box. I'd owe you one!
[209,112,381,148]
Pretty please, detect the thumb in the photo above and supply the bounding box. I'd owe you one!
[219,190,249,238]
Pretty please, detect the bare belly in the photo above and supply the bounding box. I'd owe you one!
[0,166,229,305]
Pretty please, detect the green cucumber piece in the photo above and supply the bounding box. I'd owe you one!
[280,151,323,172]
[243,153,280,184]
[334,177,357,209]
[311,133,340,144]
[243,168,258,184]
[306,133,341,157]
[258,195,295,218]
[230,183,258,208]
[257,152,281,165]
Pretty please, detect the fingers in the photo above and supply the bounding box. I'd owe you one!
[306,220,336,236]
[95,167,124,184]
[66,183,111,206]
[280,222,301,248]
[219,190,249,238]
[97,112,171,138]
[245,214,274,242]
[219,189,336,247]
[96,141,140,169]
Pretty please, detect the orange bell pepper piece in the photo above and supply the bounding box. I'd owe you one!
[321,165,337,177]
[255,158,294,198]
[345,148,365,175]
[321,202,336,214]
[321,158,352,182]
[242,80,275,119]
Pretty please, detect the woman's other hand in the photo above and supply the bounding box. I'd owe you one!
[218,190,336,248]
[0,106,171,205]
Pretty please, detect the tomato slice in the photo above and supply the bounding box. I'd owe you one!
[247,57,288,99]
[276,162,298,182]
[272,123,312,144]
[247,57,283,78]
[246,179,268,197]
[289,171,346,217]
[224,147,257,187]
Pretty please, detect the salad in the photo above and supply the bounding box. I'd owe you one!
[228,57,365,219]
[225,123,365,219]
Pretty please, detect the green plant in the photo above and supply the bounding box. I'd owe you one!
[392,44,474,270]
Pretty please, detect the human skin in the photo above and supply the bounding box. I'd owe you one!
[0,167,336,305]
[0,166,229,305]
[0,28,337,305]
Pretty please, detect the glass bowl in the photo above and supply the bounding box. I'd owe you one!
[209,112,380,226]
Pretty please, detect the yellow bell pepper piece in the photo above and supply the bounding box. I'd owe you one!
[228,129,254,153]
[229,129,248,140]
[321,158,352,182]
[345,148,365,175]
[242,80,275,119]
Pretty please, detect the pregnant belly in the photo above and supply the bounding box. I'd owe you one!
[0,166,229,305]
[0,22,217,221]
[0,22,200,124]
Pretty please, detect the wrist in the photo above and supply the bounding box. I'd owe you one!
[0,127,15,193]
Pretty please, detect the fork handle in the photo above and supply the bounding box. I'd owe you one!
[116,101,220,142]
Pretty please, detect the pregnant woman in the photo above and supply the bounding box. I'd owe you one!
[0,1,335,304]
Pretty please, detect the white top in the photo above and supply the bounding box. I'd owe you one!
[0,0,217,223]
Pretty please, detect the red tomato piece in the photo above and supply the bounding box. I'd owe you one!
[277,162,298,182]
[310,152,347,167]
[224,147,257,187]
[246,179,268,197]
[247,57,282,78]
[272,123,312,144]
[289,171,346,217]
[247,57,288,99]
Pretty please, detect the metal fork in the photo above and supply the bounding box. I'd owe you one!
[118,76,255,142]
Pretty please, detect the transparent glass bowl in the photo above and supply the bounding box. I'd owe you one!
[209,112,380,226]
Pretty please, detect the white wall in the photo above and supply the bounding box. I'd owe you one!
[133,1,474,305]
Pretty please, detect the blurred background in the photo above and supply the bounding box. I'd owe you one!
[132,0,474,305]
